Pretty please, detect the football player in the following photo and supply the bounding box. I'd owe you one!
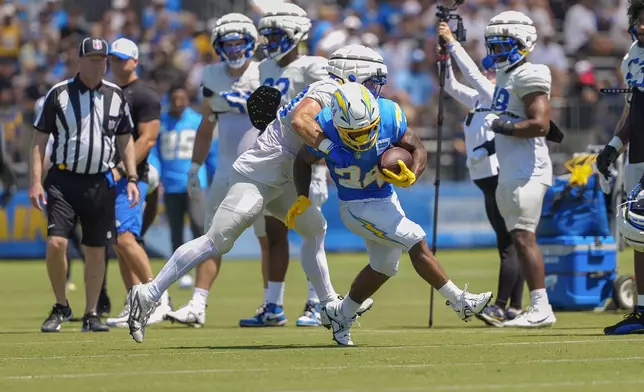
[125,43,386,343]
[163,14,264,328]
[288,83,492,345]
[598,0,644,335]
[238,3,331,327]
[477,11,556,327]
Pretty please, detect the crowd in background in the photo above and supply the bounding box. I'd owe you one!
[0,0,633,182]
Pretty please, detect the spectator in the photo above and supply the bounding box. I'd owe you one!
[396,49,436,108]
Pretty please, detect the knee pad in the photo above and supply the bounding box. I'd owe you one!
[293,206,327,238]
[370,257,400,278]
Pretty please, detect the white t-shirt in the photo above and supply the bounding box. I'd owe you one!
[563,4,597,54]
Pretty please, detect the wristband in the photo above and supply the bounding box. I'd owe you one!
[446,41,456,52]
[608,136,623,150]
[127,175,139,184]
[318,139,333,154]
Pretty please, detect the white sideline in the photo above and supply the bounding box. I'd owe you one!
[4,356,644,381]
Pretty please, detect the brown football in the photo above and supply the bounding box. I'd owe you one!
[378,147,413,175]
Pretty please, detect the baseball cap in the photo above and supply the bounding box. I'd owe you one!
[79,37,109,57]
[109,38,139,60]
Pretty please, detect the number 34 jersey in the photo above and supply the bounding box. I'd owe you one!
[202,61,261,179]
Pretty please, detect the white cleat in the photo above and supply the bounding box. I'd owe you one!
[321,296,374,329]
[447,285,493,321]
[322,299,354,346]
[503,305,556,328]
[147,302,172,325]
[106,302,130,328]
[179,274,194,289]
[166,301,206,328]
[127,283,158,343]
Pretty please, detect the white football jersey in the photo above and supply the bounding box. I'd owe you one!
[202,61,261,179]
[258,55,329,107]
[622,41,644,102]
[492,62,553,185]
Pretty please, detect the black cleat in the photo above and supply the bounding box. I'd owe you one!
[41,304,73,332]
[82,313,109,332]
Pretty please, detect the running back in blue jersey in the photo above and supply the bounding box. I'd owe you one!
[152,107,217,194]
[308,98,408,201]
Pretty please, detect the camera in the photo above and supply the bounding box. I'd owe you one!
[436,0,466,43]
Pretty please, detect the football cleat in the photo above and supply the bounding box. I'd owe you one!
[475,304,506,327]
[604,311,644,335]
[296,301,322,327]
[503,305,556,328]
[81,312,109,332]
[322,298,354,346]
[41,304,73,333]
[320,296,374,329]
[447,285,493,321]
[106,301,130,328]
[166,301,206,328]
[127,283,159,343]
[239,303,287,327]
[147,301,172,325]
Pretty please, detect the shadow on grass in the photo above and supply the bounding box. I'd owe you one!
[161,344,351,351]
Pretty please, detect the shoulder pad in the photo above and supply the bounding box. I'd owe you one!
[513,63,551,95]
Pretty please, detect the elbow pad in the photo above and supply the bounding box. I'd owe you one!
[546,120,564,144]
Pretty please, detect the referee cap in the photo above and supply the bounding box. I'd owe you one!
[79,37,108,57]
[109,38,139,60]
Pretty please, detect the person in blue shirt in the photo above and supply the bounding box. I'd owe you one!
[287,83,493,346]
[152,85,217,261]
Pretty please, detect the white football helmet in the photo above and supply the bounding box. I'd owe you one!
[483,11,537,70]
[258,3,311,61]
[327,44,388,97]
[331,82,380,152]
[211,13,258,69]
[618,184,644,251]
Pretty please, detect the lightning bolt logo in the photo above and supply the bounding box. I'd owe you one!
[352,215,405,246]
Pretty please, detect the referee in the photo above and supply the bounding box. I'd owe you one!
[29,37,141,333]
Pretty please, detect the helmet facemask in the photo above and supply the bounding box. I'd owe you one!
[215,32,255,69]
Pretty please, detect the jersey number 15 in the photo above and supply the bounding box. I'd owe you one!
[160,130,196,160]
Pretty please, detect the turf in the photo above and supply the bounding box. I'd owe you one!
[0,249,642,392]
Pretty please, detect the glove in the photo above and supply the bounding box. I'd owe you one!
[286,195,312,229]
[596,145,619,180]
[309,165,328,207]
[187,162,202,199]
[379,160,416,188]
[491,119,515,135]
[468,148,489,167]
[318,139,353,167]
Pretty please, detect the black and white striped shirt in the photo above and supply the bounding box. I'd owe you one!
[34,74,134,175]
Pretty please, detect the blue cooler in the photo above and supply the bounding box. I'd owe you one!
[538,236,617,310]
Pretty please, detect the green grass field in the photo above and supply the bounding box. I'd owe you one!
[0,249,642,392]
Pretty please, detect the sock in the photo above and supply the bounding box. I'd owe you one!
[340,295,361,319]
[530,288,549,309]
[149,236,219,302]
[300,231,338,305]
[192,288,209,309]
[637,295,644,312]
[438,280,463,304]
[267,281,285,306]
[306,279,319,303]
[263,288,268,304]
[160,290,169,306]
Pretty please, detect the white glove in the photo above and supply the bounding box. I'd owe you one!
[309,164,329,207]
[467,148,488,167]
[187,162,202,200]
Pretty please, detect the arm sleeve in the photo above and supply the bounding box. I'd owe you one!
[115,99,134,135]
[137,89,162,122]
[442,59,480,109]
[448,41,495,104]
[34,88,58,134]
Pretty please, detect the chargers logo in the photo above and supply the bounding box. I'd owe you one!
[376,138,390,155]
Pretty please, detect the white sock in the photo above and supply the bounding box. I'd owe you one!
[149,236,219,302]
[340,295,361,319]
[267,281,285,306]
[160,290,169,306]
[191,288,209,309]
[530,288,549,309]
[306,279,319,303]
[437,280,463,305]
[263,288,268,304]
[300,231,337,305]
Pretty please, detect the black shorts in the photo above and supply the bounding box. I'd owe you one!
[44,168,116,247]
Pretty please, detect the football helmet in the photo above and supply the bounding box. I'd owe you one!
[258,3,311,61]
[211,13,258,69]
[482,11,537,70]
[331,82,381,152]
[327,44,388,97]
[617,183,644,251]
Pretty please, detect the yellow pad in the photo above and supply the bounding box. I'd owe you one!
[286,196,312,229]
[379,160,416,188]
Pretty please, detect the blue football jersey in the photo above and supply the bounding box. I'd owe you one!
[154,107,217,194]
[309,98,408,201]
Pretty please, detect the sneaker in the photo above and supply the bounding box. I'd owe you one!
[239,303,287,327]
[179,275,194,289]
[503,305,556,328]
[296,301,322,327]
[41,304,73,332]
[98,289,111,317]
[475,305,506,327]
[320,296,374,330]
[106,302,130,328]
[322,299,354,346]
[604,311,644,335]
[447,285,493,321]
[127,283,159,343]
[166,301,206,328]
[148,301,173,325]
[506,307,523,320]
[81,313,109,332]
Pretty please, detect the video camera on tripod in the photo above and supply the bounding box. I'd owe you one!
[436,0,467,43]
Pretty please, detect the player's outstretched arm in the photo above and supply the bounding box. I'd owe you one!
[191,100,217,166]
[442,57,479,109]
[291,98,326,148]
[293,145,323,198]
[492,92,550,139]
[394,127,427,178]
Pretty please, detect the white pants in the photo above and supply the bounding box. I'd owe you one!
[624,162,644,194]
[339,193,426,277]
[496,179,548,233]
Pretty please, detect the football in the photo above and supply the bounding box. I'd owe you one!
[378,147,413,175]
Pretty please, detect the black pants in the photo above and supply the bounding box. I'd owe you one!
[164,192,205,252]
[474,175,524,309]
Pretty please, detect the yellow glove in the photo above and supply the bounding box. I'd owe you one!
[379,160,416,188]
[286,196,312,229]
